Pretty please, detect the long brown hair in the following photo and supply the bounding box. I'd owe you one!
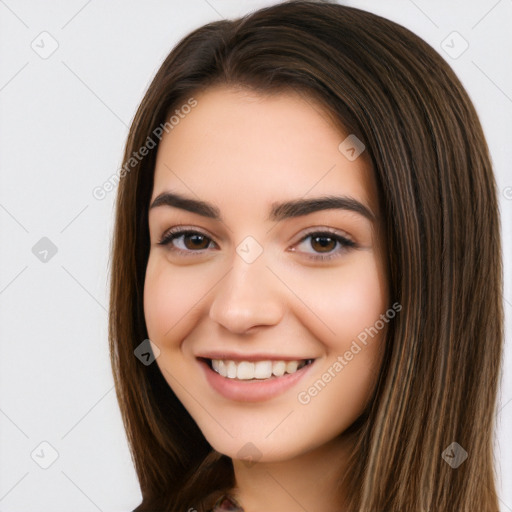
[108,1,504,510]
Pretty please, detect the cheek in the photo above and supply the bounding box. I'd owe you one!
[143,255,203,346]
[289,257,387,443]
[290,253,388,348]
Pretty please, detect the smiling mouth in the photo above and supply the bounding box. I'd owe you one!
[201,358,315,380]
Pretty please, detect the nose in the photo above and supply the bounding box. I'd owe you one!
[209,252,285,335]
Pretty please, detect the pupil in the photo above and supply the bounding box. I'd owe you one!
[312,236,335,253]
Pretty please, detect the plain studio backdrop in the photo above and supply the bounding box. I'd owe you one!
[0,1,510,510]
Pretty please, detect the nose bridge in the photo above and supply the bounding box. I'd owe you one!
[209,243,284,333]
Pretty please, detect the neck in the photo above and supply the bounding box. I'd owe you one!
[229,434,354,512]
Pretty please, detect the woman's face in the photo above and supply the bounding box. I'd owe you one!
[144,85,389,462]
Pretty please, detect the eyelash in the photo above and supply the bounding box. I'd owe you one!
[157,227,356,261]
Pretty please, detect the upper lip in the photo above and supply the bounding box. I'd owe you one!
[197,352,315,362]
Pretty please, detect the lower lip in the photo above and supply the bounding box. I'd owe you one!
[199,359,314,402]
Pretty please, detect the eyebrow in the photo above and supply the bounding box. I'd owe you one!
[149,191,376,222]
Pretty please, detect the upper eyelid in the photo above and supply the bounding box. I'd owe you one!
[159,226,218,243]
[297,226,354,242]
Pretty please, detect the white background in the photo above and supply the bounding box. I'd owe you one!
[0,1,510,510]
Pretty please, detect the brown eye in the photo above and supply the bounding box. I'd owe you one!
[183,233,210,250]
[158,229,216,254]
[310,235,337,253]
[292,230,356,261]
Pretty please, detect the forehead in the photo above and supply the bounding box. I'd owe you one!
[151,86,378,215]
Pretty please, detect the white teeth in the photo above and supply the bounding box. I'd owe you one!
[210,358,310,380]
[226,361,237,379]
[286,361,298,373]
[237,361,254,380]
[254,361,273,379]
[272,361,286,377]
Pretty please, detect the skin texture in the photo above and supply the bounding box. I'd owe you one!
[144,86,389,511]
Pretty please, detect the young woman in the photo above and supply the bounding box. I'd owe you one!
[108,1,504,510]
